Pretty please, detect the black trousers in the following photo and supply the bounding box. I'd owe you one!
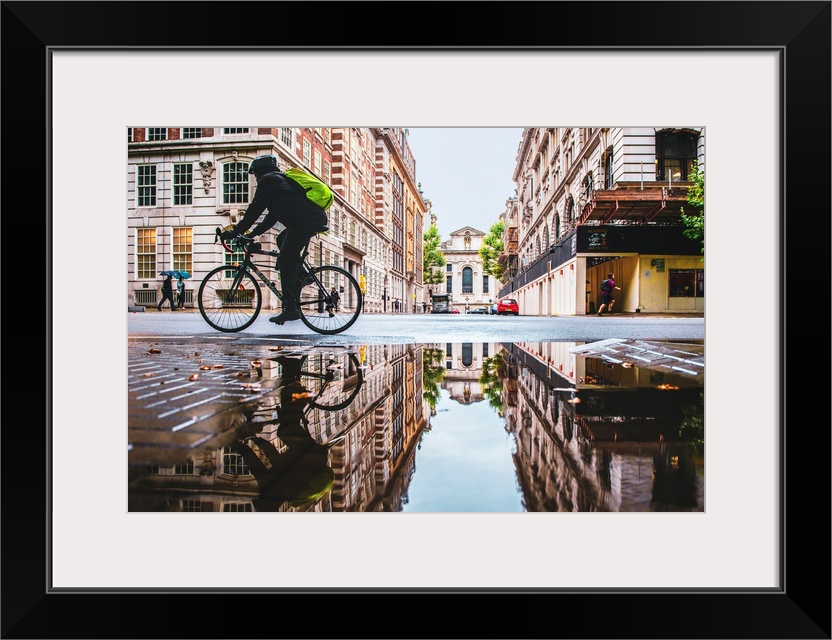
[276,221,323,309]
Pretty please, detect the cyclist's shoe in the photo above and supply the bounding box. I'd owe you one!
[269,309,301,325]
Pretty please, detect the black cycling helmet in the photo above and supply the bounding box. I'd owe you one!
[249,155,278,177]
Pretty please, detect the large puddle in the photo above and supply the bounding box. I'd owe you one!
[128,340,704,512]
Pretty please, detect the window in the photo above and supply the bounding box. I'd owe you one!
[281,127,294,147]
[668,268,705,297]
[446,263,452,272]
[323,159,331,185]
[303,139,311,166]
[173,227,192,274]
[462,344,473,367]
[483,274,489,293]
[173,163,193,205]
[222,161,250,204]
[223,127,249,134]
[182,128,202,139]
[462,267,473,294]
[483,343,489,357]
[656,131,698,181]
[446,275,452,292]
[604,147,614,189]
[330,208,340,237]
[314,149,322,174]
[136,228,157,279]
[350,172,358,207]
[137,165,156,206]
[223,503,253,512]
[174,462,194,475]
[446,343,453,354]
[127,127,133,142]
[182,499,206,512]
[223,448,250,475]
[147,127,167,141]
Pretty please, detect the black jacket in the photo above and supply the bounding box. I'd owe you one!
[235,170,327,237]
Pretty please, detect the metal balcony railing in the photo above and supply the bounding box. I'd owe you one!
[133,289,195,307]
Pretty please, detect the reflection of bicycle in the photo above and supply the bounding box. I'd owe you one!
[294,351,363,411]
[198,226,363,335]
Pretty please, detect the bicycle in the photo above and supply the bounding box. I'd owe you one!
[198,226,363,335]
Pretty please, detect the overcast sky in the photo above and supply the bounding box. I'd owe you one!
[406,127,524,240]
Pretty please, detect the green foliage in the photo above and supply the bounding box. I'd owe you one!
[680,161,704,254]
[423,223,446,285]
[422,347,446,409]
[478,350,506,414]
[479,219,505,280]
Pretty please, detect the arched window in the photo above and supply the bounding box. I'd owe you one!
[462,343,473,367]
[462,267,473,293]
[555,212,561,238]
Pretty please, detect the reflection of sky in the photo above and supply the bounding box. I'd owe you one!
[403,389,523,513]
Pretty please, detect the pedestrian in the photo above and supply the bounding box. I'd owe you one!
[330,287,340,309]
[176,275,186,309]
[157,274,176,311]
[597,272,621,316]
[220,155,328,325]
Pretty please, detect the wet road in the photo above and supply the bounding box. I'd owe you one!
[129,309,705,345]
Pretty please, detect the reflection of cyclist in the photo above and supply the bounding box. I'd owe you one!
[232,356,334,511]
[220,155,328,325]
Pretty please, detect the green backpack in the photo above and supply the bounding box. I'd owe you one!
[283,167,334,211]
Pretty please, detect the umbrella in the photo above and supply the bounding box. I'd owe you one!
[160,270,191,279]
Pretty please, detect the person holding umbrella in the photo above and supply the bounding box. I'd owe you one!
[176,275,186,309]
[157,274,176,312]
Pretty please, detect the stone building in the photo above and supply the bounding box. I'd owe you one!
[499,127,704,316]
[432,226,501,313]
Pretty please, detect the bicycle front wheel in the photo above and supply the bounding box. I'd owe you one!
[298,351,364,411]
[198,265,262,332]
[296,266,362,335]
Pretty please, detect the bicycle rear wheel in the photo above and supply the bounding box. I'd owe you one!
[296,266,362,335]
[198,265,262,332]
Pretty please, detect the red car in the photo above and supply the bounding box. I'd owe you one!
[496,298,519,315]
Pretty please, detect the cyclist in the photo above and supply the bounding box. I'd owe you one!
[220,155,328,324]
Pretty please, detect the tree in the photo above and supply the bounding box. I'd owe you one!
[680,161,704,254]
[479,219,505,280]
[423,223,446,286]
[478,350,506,415]
[422,347,446,410]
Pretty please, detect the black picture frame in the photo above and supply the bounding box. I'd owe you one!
[3,2,829,638]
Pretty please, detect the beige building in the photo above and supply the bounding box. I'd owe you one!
[432,226,502,313]
[500,127,705,316]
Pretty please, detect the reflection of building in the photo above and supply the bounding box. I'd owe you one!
[439,342,500,404]
[500,127,705,316]
[500,342,704,512]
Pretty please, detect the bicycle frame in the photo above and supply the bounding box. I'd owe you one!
[222,236,326,310]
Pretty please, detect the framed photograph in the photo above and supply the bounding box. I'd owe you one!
[4,1,829,638]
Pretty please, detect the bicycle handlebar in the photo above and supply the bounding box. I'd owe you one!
[214,226,256,253]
